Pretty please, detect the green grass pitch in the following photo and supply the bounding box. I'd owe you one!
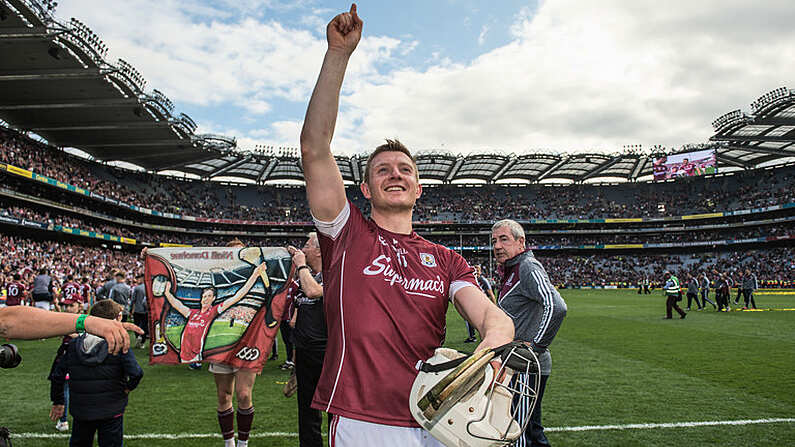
[2,289,793,446]
[165,320,249,351]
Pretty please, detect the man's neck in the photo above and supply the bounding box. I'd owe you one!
[370,207,413,235]
[308,257,322,273]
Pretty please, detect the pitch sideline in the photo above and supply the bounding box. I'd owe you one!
[13,417,794,439]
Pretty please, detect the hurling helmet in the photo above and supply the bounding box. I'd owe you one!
[409,342,541,447]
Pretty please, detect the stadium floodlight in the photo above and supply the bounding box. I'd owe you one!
[115,58,148,94]
[711,109,747,132]
[17,0,59,22]
[65,17,109,64]
[152,89,175,114]
[751,86,790,113]
[178,113,198,134]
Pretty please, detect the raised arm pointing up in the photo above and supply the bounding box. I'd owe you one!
[300,4,363,222]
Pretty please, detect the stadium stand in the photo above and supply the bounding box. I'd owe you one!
[0,0,792,293]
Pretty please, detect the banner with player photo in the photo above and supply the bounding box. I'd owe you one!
[144,247,292,370]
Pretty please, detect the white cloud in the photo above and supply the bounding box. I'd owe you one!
[478,25,489,46]
[56,1,401,115]
[56,1,795,156]
[333,0,795,154]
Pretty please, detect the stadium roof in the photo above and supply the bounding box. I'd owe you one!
[1,1,794,184]
[709,87,795,169]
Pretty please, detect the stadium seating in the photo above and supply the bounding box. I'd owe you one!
[1,124,793,290]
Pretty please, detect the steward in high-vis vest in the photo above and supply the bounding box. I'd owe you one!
[663,271,686,319]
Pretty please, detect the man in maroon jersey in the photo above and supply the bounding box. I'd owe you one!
[79,276,93,311]
[6,274,27,306]
[299,5,514,445]
[61,275,83,310]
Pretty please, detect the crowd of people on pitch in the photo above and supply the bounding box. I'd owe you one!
[0,235,143,303]
[3,125,795,224]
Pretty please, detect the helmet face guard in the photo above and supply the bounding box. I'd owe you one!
[410,342,541,447]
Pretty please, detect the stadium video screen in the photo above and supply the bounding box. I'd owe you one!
[652,149,717,180]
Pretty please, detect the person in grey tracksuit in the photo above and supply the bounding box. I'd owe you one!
[492,219,567,447]
[700,273,716,309]
[686,275,702,310]
[741,269,758,309]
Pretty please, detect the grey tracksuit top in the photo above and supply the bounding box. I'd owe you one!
[497,250,567,375]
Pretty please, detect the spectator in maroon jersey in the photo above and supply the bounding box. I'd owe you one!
[5,274,27,306]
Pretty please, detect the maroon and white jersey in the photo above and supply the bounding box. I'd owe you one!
[79,283,92,304]
[62,281,82,303]
[311,201,477,427]
[6,281,26,306]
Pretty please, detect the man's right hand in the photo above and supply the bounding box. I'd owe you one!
[49,404,65,421]
[287,245,307,268]
[327,4,363,55]
[84,316,143,355]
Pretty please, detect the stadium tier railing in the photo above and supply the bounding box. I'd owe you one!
[2,207,792,251]
[4,185,794,243]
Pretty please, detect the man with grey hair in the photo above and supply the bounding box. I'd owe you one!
[491,219,567,447]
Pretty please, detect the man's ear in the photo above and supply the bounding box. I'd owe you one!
[360,181,371,199]
[416,182,422,199]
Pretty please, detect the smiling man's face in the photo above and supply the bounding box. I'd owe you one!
[361,150,422,212]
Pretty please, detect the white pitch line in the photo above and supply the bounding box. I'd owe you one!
[14,417,794,439]
[545,418,795,432]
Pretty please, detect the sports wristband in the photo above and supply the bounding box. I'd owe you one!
[296,265,310,274]
[75,314,87,333]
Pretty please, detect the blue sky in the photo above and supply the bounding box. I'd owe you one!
[57,0,793,159]
[164,0,537,141]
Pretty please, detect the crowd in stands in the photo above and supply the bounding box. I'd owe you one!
[461,249,793,288]
[4,196,793,248]
[2,237,791,301]
[0,235,310,299]
[3,126,795,224]
[434,223,795,247]
[1,125,793,293]
[0,235,142,294]
[0,197,308,246]
[413,168,795,221]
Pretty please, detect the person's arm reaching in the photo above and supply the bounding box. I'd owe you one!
[0,306,142,354]
[121,350,144,393]
[300,4,362,222]
[161,282,191,318]
[453,286,514,353]
[287,246,323,298]
[219,262,268,313]
[49,348,67,421]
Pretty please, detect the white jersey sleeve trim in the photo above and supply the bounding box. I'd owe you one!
[449,280,478,303]
[312,201,351,240]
